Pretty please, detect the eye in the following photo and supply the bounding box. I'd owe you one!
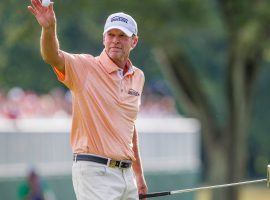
[107,32,115,37]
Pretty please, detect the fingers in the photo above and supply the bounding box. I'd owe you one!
[27,6,37,15]
[29,0,52,16]
[31,0,44,12]
[48,2,54,12]
[32,0,42,7]
[138,189,148,200]
[31,0,39,11]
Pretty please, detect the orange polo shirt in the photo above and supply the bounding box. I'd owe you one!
[53,50,145,161]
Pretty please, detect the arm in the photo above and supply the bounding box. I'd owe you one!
[28,0,65,73]
[132,126,148,198]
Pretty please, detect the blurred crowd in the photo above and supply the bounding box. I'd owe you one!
[0,86,178,119]
[0,87,72,119]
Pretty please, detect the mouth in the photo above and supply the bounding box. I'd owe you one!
[110,47,122,51]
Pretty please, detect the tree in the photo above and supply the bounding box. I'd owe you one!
[138,1,270,200]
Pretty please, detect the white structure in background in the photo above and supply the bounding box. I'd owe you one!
[0,117,200,177]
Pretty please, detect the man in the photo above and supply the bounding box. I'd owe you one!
[28,0,148,199]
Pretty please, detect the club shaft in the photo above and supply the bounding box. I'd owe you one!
[140,178,267,199]
[171,179,267,195]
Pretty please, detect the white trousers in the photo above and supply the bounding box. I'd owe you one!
[72,161,139,200]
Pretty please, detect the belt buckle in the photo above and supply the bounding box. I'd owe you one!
[108,159,117,168]
[108,159,130,169]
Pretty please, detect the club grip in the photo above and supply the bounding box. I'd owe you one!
[139,191,171,199]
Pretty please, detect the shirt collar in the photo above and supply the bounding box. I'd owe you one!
[99,49,135,76]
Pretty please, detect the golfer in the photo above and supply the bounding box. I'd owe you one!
[28,0,147,199]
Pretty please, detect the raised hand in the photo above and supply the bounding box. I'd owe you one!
[28,0,56,29]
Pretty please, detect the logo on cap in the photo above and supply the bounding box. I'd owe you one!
[111,16,128,24]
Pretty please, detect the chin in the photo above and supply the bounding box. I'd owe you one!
[109,52,122,59]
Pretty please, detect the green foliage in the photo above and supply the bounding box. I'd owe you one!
[0,0,217,92]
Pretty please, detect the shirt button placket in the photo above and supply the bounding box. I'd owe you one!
[120,77,124,100]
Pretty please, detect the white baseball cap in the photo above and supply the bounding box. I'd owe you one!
[103,12,138,37]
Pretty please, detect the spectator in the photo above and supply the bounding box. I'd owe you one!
[18,168,56,200]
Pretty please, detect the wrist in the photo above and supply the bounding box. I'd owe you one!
[42,27,54,33]
[42,23,56,32]
[136,174,146,182]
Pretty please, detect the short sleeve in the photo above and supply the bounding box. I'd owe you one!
[52,51,94,91]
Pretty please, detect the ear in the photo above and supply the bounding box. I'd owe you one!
[131,36,139,49]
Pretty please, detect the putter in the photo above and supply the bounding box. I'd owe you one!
[139,165,270,199]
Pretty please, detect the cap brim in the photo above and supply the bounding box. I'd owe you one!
[103,26,133,37]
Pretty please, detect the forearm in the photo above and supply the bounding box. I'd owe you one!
[132,126,148,196]
[41,26,60,63]
[40,25,64,72]
[132,127,145,181]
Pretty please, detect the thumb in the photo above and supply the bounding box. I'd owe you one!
[49,2,54,11]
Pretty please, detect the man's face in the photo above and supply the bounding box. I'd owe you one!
[103,29,138,63]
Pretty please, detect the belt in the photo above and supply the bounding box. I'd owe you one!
[73,154,132,169]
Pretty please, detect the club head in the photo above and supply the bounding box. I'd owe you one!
[267,164,270,187]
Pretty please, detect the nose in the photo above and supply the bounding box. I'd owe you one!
[112,36,120,44]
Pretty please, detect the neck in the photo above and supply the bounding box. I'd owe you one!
[112,58,128,69]
[109,53,130,69]
[104,49,130,69]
